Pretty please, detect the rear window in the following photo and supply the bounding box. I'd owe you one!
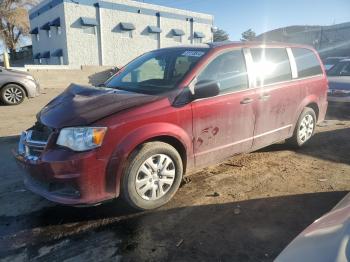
[291,48,323,78]
[251,48,292,86]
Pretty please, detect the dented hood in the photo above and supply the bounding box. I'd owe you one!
[38,84,162,128]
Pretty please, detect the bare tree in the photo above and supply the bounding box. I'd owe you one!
[0,0,37,58]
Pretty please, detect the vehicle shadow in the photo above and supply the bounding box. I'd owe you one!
[326,103,350,121]
[0,191,347,261]
[260,127,350,165]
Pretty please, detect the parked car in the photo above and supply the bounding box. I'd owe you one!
[323,56,349,71]
[327,59,350,105]
[14,42,328,210]
[276,193,350,262]
[0,66,40,105]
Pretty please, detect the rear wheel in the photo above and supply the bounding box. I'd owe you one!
[0,84,26,105]
[121,142,183,210]
[287,107,316,147]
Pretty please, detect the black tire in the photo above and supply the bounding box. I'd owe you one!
[121,142,183,210]
[287,107,317,147]
[0,84,26,105]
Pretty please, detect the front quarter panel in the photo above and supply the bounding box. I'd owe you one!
[94,98,193,196]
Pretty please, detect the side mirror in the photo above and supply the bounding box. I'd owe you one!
[193,80,220,100]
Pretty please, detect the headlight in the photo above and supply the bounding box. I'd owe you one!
[57,127,107,151]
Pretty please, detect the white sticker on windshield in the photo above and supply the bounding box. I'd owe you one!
[182,51,205,57]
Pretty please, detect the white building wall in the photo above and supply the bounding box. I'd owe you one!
[29,0,214,67]
[29,3,68,65]
[101,8,159,66]
[64,2,100,66]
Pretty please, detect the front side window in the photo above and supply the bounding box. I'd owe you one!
[292,48,323,78]
[105,49,208,94]
[327,61,350,76]
[251,48,292,86]
[197,49,249,94]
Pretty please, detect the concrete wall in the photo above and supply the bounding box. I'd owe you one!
[30,3,68,65]
[64,2,101,66]
[27,66,114,89]
[29,0,213,67]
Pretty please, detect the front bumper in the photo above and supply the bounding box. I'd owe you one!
[14,132,115,205]
[25,78,41,98]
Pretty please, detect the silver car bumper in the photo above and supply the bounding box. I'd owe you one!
[24,78,41,98]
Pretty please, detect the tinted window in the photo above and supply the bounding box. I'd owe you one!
[292,48,323,78]
[197,50,248,94]
[251,48,292,86]
[327,61,350,76]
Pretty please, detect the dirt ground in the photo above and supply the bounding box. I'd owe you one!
[0,89,349,261]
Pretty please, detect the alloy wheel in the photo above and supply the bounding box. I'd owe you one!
[3,86,24,104]
[135,154,176,201]
[298,114,315,143]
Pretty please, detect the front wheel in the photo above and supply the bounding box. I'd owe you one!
[1,84,26,105]
[121,142,183,210]
[287,107,316,147]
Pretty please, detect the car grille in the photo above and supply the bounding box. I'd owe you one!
[18,122,53,161]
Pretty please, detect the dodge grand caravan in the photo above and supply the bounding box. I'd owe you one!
[15,42,328,210]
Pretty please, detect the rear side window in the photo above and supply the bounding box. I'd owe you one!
[197,49,249,94]
[291,48,323,78]
[251,48,292,86]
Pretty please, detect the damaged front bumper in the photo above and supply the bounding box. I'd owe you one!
[14,130,115,206]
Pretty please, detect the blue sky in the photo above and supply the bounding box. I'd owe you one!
[142,0,350,40]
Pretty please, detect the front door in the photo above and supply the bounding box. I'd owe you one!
[191,49,258,167]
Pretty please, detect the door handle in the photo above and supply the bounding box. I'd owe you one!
[260,93,271,101]
[240,98,254,105]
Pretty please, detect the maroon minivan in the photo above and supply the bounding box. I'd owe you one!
[15,42,328,210]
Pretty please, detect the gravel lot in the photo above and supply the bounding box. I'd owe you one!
[0,89,349,261]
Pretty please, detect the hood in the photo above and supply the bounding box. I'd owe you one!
[328,76,350,90]
[3,67,33,77]
[38,84,163,128]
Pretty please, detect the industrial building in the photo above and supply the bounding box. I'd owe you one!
[29,0,214,66]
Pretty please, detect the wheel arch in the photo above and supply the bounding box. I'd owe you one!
[1,82,28,97]
[105,123,193,196]
[305,102,319,121]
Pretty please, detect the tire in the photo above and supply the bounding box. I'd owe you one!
[121,142,183,210]
[287,107,317,147]
[0,84,26,105]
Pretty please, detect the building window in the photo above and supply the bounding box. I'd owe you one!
[121,30,133,39]
[83,26,96,35]
[36,34,40,41]
[172,29,185,43]
[48,30,52,38]
[57,27,62,35]
[174,35,182,43]
[194,38,202,44]
[149,32,159,40]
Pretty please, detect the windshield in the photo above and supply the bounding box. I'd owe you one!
[105,48,208,94]
[327,61,350,76]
